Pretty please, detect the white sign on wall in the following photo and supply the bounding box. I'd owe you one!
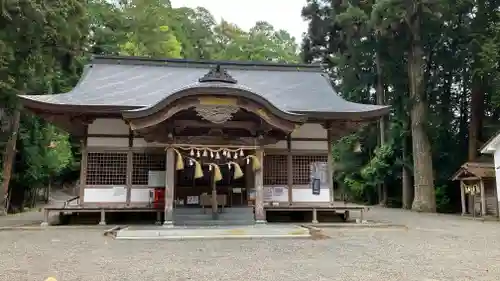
[264,187,273,201]
[310,162,328,185]
[273,186,284,196]
[112,186,126,196]
[186,196,199,205]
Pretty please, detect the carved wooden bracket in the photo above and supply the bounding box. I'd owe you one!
[194,104,239,124]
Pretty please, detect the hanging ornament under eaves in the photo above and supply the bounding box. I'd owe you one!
[215,152,220,159]
[239,150,244,157]
[233,152,238,159]
[196,150,201,158]
[202,149,208,157]
[210,151,214,158]
[190,149,194,156]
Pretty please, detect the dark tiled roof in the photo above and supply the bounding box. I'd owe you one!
[20,55,389,118]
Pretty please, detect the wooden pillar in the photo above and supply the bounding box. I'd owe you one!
[78,126,88,205]
[494,180,500,218]
[312,208,318,224]
[99,209,106,225]
[327,128,334,204]
[287,134,293,205]
[254,148,266,223]
[211,169,218,219]
[480,179,486,216]
[460,182,466,215]
[125,129,133,206]
[163,147,175,227]
[41,209,50,227]
[245,161,254,206]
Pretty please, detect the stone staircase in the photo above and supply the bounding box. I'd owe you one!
[173,207,255,226]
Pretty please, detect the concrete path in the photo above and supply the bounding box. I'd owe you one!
[2,207,500,281]
[115,224,311,240]
[0,209,46,228]
[0,189,74,228]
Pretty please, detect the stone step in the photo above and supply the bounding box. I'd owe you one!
[174,213,253,218]
[173,216,255,221]
[174,220,255,226]
[173,207,255,226]
[174,207,254,215]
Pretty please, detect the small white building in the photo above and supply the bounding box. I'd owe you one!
[481,131,500,212]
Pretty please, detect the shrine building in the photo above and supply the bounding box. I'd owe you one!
[19,55,390,226]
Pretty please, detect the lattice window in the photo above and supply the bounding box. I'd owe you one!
[292,155,328,185]
[263,155,287,185]
[132,153,166,185]
[86,152,127,185]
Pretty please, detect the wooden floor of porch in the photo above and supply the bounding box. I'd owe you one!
[41,197,367,226]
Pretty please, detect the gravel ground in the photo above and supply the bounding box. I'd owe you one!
[1,207,500,281]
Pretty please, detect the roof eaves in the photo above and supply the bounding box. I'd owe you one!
[480,131,500,154]
[19,95,138,114]
[294,105,391,120]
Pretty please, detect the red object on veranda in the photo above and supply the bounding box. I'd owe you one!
[153,188,165,209]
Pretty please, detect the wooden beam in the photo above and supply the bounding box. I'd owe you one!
[480,179,486,216]
[460,182,466,215]
[125,129,133,206]
[254,148,266,223]
[327,127,335,204]
[160,135,280,147]
[164,147,175,227]
[458,176,481,181]
[174,120,257,133]
[211,169,218,219]
[286,134,293,205]
[78,125,88,206]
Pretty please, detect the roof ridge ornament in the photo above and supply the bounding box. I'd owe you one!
[198,64,237,84]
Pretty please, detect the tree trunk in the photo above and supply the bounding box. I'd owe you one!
[375,48,388,206]
[0,109,21,215]
[468,79,484,161]
[402,134,413,209]
[408,7,436,213]
[459,71,469,152]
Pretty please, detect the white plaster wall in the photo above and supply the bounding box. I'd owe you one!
[263,140,287,149]
[87,137,128,147]
[292,140,328,150]
[133,138,166,148]
[88,118,129,135]
[263,185,330,203]
[292,123,327,139]
[495,147,500,208]
[263,140,328,150]
[84,187,127,203]
[130,188,152,203]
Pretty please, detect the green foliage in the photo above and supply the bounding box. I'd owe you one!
[14,117,73,187]
[118,0,182,57]
[303,0,500,212]
[333,133,397,204]
[435,185,452,213]
[361,144,395,187]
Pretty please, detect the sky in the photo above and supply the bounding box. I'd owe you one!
[171,0,309,43]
